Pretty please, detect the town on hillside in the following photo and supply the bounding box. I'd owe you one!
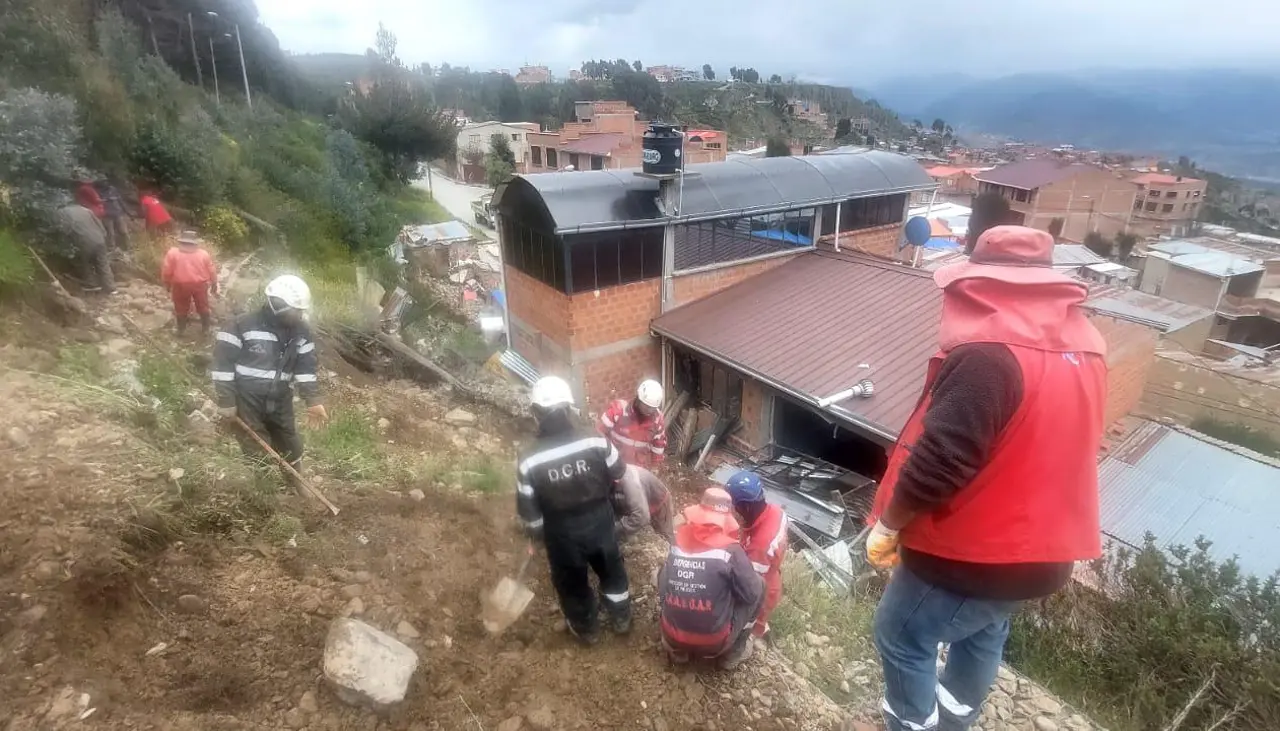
[3,4,1278,731]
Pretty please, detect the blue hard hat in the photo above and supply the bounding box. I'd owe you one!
[725,471,764,503]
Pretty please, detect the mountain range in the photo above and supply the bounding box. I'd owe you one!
[862,69,1280,182]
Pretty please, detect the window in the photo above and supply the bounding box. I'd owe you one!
[1165,191,1177,198]
[546,148,558,169]
[565,228,663,293]
[469,134,481,146]
[499,219,567,291]
[531,146,543,166]
[1162,203,1175,213]
[1133,198,1144,210]
[591,155,604,171]
[674,208,815,271]
[511,133,520,142]
[569,153,580,170]
[1013,188,1029,203]
[1145,202,1157,212]
[704,142,722,150]
[1193,190,1202,198]
[819,194,907,236]
[1148,189,1160,197]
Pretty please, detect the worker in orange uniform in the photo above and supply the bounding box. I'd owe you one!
[139,189,175,243]
[599,379,674,542]
[725,470,788,641]
[161,230,218,336]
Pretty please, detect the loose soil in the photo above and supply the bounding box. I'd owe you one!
[0,274,853,731]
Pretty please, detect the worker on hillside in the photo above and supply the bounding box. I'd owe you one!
[96,179,131,251]
[161,231,218,336]
[518,376,632,645]
[138,189,175,243]
[74,174,105,219]
[599,379,674,542]
[725,471,788,641]
[55,198,115,295]
[212,275,328,486]
[658,487,763,670]
[865,226,1107,731]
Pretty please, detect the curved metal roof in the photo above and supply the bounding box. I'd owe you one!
[496,150,936,234]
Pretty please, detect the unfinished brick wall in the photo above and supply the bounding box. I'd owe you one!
[568,279,661,351]
[1089,314,1159,427]
[731,377,772,452]
[1141,354,1280,440]
[581,342,660,414]
[816,223,906,261]
[672,254,799,306]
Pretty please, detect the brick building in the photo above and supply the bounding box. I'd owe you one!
[525,101,726,172]
[492,150,936,417]
[1128,172,1207,239]
[976,159,1139,243]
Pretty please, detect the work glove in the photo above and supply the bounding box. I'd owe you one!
[217,406,238,420]
[305,404,330,429]
[865,520,901,571]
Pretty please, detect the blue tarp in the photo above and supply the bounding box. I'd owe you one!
[750,229,813,245]
[924,237,961,250]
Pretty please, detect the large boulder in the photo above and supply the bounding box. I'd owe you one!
[322,618,419,709]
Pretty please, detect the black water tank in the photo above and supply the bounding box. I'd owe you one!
[642,123,683,175]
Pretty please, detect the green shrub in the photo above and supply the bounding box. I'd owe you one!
[130,112,230,207]
[1190,416,1280,458]
[1006,536,1280,730]
[0,227,35,291]
[201,205,251,250]
[0,87,84,226]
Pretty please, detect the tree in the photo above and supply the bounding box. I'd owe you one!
[912,119,923,130]
[1047,218,1065,238]
[769,73,782,84]
[741,68,760,83]
[966,192,1012,253]
[1114,232,1138,263]
[729,66,739,81]
[484,133,516,188]
[931,118,946,133]
[834,118,852,140]
[632,60,642,73]
[702,64,714,81]
[1083,231,1113,258]
[765,136,790,157]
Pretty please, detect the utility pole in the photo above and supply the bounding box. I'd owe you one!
[209,36,221,105]
[187,13,204,88]
[234,24,252,110]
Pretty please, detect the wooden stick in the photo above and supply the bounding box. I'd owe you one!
[231,416,341,515]
[374,332,471,392]
[26,246,74,299]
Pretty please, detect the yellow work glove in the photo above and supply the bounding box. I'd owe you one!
[305,404,330,429]
[865,520,901,571]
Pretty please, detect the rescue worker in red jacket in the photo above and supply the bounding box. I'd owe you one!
[658,488,763,670]
[599,379,674,542]
[725,471,788,640]
[865,226,1107,731]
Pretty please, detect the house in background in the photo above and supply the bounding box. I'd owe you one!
[925,165,983,200]
[514,65,551,85]
[975,159,1139,243]
[525,101,727,173]
[1138,240,1266,311]
[455,121,541,182]
[1128,173,1207,238]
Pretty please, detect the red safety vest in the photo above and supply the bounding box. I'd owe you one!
[598,399,666,467]
[870,276,1109,564]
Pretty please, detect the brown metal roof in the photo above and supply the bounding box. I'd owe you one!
[652,250,942,441]
[974,158,1094,190]
[560,133,626,157]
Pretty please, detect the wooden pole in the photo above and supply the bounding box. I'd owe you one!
[232,416,340,515]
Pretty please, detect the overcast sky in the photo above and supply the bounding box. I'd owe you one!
[256,0,1280,84]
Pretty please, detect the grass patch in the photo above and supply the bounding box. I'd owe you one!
[1190,415,1280,457]
[308,410,382,480]
[457,454,508,493]
[392,187,450,224]
[56,343,108,381]
[771,554,880,698]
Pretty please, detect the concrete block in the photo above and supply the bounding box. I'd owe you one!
[323,618,419,709]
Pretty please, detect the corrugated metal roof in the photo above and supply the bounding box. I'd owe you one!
[974,159,1099,190]
[499,150,935,234]
[1054,245,1107,267]
[1083,289,1213,332]
[1169,251,1265,278]
[1098,420,1280,578]
[652,250,941,440]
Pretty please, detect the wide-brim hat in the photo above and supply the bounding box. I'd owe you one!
[934,225,1081,290]
[683,487,739,533]
[177,230,202,246]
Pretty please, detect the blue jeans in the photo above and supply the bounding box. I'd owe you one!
[874,566,1021,731]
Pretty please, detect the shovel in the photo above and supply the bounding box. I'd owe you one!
[481,542,536,635]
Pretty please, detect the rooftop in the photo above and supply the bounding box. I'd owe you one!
[1082,288,1214,333]
[496,150,935,234]
[1132,172,1202,186]
[1168,251,1265,278]
[975,158,1102,190]
[560,133,626,157]
[651,250,942,442]
[1148,237,1280,263]
[921,244,1104,272]
[1098,420,1280,579]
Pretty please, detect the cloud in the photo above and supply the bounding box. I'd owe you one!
[256,0,1280,82]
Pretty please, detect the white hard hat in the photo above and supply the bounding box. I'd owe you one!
[265,274,312,312]
[530,376,574,410]
[637,379,664,409]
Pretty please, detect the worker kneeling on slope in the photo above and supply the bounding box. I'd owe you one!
[212,275,329,486]
[517,376,632,645]
[599,379,675,543]
[659,488,764,670]
[726,471,788,641]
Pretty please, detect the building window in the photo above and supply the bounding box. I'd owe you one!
[565,228,664,293]
[819,194,908,236]
[1183,202,1190,211]
[1193,190,1202,198]
[546,148,558,169]
[511,133,520,141]
[469,134,481,146]
[569,153,580,170]
[704,142,722,150]
[531,146,543,167]
[1133,198,1143,211]
[1165,191,1177,198]
[1145,202,1157,212]
[1013,189,1029,203]
[1162,203,1175,213]
[674,208,816,271]
[591,155,604,171]
[499,219,567,292]
[1148,189,1160,197]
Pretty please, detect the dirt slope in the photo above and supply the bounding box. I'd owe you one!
[0,274,853,731]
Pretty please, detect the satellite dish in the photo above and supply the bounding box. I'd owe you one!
[902,216,931,250]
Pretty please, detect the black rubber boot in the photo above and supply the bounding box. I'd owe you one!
[567,623,601,646]
[175,316,189,336]
[199,313,211,335]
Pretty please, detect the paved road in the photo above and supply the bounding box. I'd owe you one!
[414,170,496,239]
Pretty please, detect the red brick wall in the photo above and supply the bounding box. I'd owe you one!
[731,377,771,451]
[672,254,799,306]
[581,343,660,414]
[505,266,571,371]
[568,279,661,351]
[817,223,905,261]
[1089,314,1158,427]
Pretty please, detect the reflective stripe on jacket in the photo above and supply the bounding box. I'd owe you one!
[598,399,666,467]
[211,306,321,409]
[659,530,762,648]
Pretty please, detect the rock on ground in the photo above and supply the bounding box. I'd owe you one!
[323,618,419,709]
[443,408,476,426]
